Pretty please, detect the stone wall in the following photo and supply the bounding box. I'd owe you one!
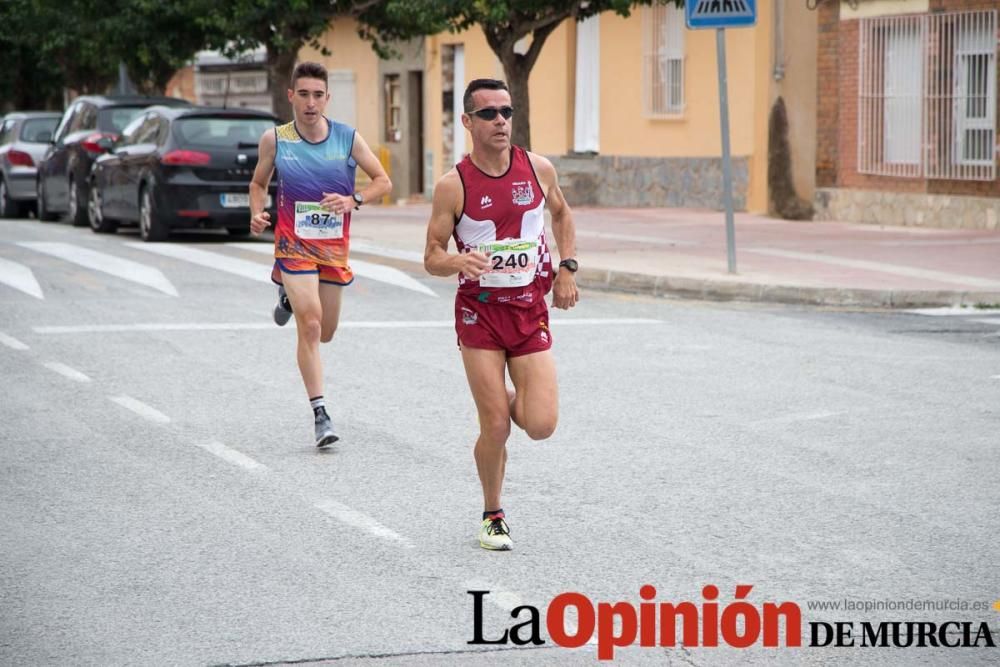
[814,188,1000,230]
[547,154,749,210]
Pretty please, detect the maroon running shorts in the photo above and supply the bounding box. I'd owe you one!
[454,292,552,358]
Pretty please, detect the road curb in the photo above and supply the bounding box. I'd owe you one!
[578,267,1000,308]
[349,250,1000,309]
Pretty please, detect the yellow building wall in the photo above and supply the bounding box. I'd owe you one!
[424,24,574,181]
[298,17,380,147]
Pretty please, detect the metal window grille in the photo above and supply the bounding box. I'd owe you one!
[858,10,997,181]
[643,3,685,116]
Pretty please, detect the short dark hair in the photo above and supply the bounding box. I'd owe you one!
[291,61,328,88]
[463,79,509,112]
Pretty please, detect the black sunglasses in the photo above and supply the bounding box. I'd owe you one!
[469,106,514,121]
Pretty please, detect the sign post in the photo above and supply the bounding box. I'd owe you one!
[685,0,757,274]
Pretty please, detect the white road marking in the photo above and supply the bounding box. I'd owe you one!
[348,240,426,263]
[576,229,699,247]
[195,441,268,472]
[992,375,1000,380]
[905,307,997,316]
[128,242,270,283]
[745,248,1000,290]
[34,317,663,335]
[749,411,841,427]
[314,498,414,548]
[18,242,178,296]
[0,332,29,350]
[969,318,1000,326]
[229,242,437,296]
[0,256,44,299]
[41,361,91,382]
[109,395,171,424]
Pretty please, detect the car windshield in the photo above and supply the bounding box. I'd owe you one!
[98,107,147,133]
[21,118,59,143]
[174,117,274,148]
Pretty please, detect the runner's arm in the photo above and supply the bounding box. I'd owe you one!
[249,130,275,235]
[424,171,488,278]
[350,132,392,206]
[530,153,579,309]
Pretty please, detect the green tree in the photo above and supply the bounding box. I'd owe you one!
[385,0,684,150]
[203,0,383,121]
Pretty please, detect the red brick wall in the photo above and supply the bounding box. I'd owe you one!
[822,0,999,198]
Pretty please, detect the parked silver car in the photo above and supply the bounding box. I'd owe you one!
[0,112,61,218]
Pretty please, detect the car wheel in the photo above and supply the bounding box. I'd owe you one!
[36,178,58,221]
[139,184,168,242]
[88,179,118,234]
[68,177,89,226]
[0,177,24,218]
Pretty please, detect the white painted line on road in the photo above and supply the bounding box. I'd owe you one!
[109,395,171,424]
[195,441,268,472]
[128,242,270,283]
[969,318,1000,327]
[314,498,414,548]
[35,322,276,334]
[34,318,663,335]
[576,229,699,247]
[230,242,437,296]
[744,248,1000,290]
[0,332,29,350]
[992,375,1000,380]
[41,361,91,383]
[905,307,979,316]
[348,240,426,263]
[0,256,44,299]
[18,242,178,296]
[749,411,840,427]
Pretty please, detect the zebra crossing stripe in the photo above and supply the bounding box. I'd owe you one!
[0,256,44,299]
[127,242,271,283]
[18,242,178,296]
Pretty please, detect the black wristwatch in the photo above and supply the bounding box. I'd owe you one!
[352,192,364,209]
[558,258,579,273]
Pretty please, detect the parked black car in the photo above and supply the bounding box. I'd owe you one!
[0,111,61,217]
[36,95,191,226]
[88,106,278,241]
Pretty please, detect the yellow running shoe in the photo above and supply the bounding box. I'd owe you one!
[479,514,513,551]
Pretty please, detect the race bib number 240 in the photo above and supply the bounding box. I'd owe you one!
[476,239,539,288]
[294,201,344,240]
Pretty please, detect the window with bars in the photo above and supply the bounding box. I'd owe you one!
[858,10,997,181]
[643,3,685,116]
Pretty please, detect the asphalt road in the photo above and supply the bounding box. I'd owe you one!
[1,216,998,666]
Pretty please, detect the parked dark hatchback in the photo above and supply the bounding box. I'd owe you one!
[88,106,277,241]
[36,95,191,226]
[0,111,61,217]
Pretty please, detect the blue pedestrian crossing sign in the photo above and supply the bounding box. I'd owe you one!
[685,0,757,30]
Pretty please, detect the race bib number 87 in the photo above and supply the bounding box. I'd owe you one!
[294,201,344,239]
[476,239,539,288]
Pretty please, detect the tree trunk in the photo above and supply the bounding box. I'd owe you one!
[502,57,532,150]
[267,45,300,122]
[486,21,561,152]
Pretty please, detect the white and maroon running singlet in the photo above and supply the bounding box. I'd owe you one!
[453,146,552,308]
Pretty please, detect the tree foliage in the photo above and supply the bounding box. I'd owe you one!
[355,0,683,149]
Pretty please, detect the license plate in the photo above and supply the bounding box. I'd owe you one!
[220,193,272,208]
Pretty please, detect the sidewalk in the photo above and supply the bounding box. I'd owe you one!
[352,203,1000,308]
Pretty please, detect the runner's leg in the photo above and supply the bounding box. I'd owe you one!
[282,271,324,398]
[461,346,512,511]
[318,282,344,343]
[507,350,558,441]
